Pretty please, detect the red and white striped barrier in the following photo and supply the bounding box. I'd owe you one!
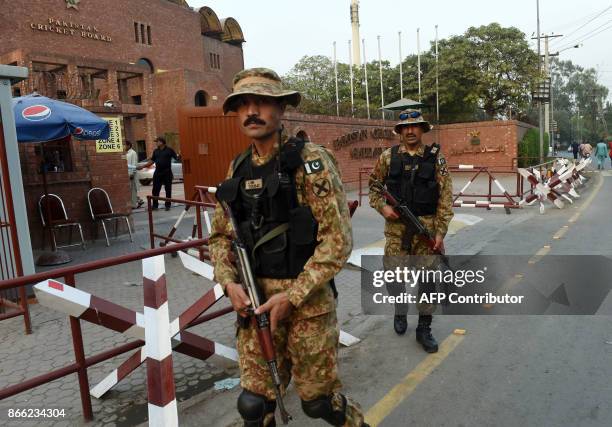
[453,200,515,209]
[518,168,564,214]
[33,255,239,426]
[142,256,177,426]
[451,166,520,210]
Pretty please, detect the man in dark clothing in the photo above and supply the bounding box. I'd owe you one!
[137,136,179,210]
[571,141,580,160]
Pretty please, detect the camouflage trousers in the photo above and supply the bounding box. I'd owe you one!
[383,215,438,316]
[237,310,364,426]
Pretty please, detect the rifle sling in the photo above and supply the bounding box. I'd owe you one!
[251,223,290,260]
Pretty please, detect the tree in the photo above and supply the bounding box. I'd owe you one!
[551,59,610,145]
[432,23,539,119]
[285,24,540,123]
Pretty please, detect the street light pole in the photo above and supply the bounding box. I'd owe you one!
[537,0,544,163]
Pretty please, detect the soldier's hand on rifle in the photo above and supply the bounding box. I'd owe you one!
[433,233,445,253]
[381,205,400,220]
[255,292,294,333]
[226,283,251,317]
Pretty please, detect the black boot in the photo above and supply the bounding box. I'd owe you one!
[416,315,438,353]
[393,315,407,335]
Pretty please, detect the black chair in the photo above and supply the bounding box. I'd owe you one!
[87,187,133,246]
[38,194,85,250]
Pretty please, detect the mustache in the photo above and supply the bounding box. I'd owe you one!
[244,116,266,126]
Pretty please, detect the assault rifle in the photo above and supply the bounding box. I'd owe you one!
[212,188,292,424]
[371,180,451,270]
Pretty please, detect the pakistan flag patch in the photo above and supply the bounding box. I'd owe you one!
[304,158,325,175]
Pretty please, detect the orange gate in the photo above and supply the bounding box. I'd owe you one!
[178,107,251,196]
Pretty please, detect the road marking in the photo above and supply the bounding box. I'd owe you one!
[552,226,569,240]
[364,333,465,427]
[569,171,603,223]
[528,246,551,264]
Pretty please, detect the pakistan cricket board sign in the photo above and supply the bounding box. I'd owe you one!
[96,117,123,153]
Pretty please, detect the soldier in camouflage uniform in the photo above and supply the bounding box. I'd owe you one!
[209,68,367,427]
[368,109,453,353]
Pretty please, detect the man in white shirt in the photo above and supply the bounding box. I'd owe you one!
[126,141,144,209]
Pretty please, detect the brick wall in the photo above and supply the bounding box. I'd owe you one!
[282,113,532,188]
[19,138,131,249]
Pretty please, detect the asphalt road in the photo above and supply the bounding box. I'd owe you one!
[179,165,612,427]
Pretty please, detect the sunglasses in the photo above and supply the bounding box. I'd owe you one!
[399,111,422,120]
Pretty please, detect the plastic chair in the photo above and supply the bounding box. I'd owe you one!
[38,194,85,250]
[87,187,133,247]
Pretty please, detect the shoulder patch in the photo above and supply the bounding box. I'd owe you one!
[430,145,439,155]
[304,158,325,175]
[438,157,446,165]
[312,177,331,198]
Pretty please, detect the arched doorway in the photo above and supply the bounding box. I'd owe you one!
[194,90,208,107]
[296,130,310,142]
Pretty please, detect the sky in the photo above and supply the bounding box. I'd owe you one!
[191,0,612,97]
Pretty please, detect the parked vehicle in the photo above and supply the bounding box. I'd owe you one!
[137,159,183,185]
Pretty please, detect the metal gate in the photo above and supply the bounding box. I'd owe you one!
[0,66,32,334]
[0,122,31,333]
[178,107,251,196]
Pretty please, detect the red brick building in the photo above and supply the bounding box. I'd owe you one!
[1,0,245,157]
[0,0,245,247]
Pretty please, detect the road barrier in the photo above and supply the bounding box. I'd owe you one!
[0,239,232,424]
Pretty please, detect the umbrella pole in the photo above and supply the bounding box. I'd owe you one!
[40,144,54,251]
[36,143,72,266]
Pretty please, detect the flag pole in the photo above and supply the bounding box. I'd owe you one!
[378,35,385,120]
[363,38,370,119]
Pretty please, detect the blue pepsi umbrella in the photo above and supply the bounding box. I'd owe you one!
[12,93,110,142]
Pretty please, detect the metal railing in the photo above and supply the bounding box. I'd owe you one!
[0,239,232,422]
[358,162,535,211]
[0,123,31,334]
[147,190,217,261]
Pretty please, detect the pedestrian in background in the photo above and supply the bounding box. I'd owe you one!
[609,140,612,168]
[580,141,593,159]
[137,136,179,211]
[595,139,608,170]
[571,141,580,160]
[125,141,143,209]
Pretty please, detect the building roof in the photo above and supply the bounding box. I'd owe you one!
[166,0,189,7]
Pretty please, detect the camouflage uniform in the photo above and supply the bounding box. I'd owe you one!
[368,142,454,315]
[209,116,364,424]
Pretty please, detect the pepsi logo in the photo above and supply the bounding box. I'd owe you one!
[22,105,52,121]
[74,127,83,135]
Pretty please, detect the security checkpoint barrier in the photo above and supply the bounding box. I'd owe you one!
[518,157,592,214]
[1,195,363,424]
[0,239,235,424]
[449,165,521,212]
[358,164,524,213]
[357,158,591,215]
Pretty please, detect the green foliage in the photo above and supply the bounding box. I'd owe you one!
[518,128,550,167]
[284,23,539,123]
[551,59,609,146]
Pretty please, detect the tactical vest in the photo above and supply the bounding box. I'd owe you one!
[385,144,440,216]
[215,138,319,279]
